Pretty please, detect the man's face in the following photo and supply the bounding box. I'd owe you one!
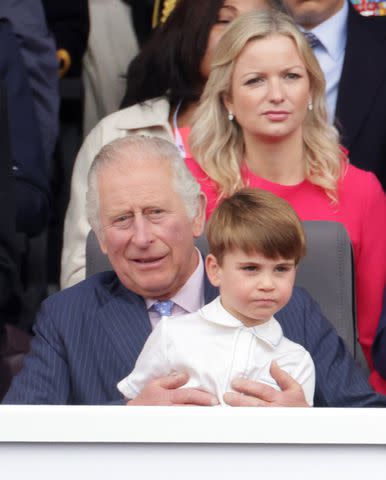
[97,155,205,299]
[283,0,345,29]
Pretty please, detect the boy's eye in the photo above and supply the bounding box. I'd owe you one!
[241,265,257,272]
[275,265,293,273]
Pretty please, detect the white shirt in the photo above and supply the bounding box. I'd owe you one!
[303,0,348,122]
[117,297,315,406]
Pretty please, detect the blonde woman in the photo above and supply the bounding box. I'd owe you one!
[187,10,386,393]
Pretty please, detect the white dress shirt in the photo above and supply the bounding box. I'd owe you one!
[118,296,315,406]
[304,0,348,122]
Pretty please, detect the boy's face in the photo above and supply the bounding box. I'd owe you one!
[206,249,296,326]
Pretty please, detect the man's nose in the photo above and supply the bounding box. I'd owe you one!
[131,216,154,247]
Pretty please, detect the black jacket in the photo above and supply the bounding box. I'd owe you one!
[335,4,386,189]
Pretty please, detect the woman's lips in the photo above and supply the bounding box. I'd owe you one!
[263,111,290,121]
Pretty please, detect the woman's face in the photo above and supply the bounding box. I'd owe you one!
[200,0,271,78]
[224,34,311,142]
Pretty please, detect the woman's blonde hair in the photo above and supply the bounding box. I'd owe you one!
[190,10,344,203]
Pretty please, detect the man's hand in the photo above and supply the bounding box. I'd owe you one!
[223,362,309,407]
[127,372,219,406]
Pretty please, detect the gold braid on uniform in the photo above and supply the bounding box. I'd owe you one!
[152,0,178,28]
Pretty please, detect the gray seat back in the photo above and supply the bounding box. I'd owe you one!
[86,230,111,278]
[85,220,364,369]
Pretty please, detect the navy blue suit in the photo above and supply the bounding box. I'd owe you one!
[372,290,386,379]
[0,18,49,237]
[4,271,386,406]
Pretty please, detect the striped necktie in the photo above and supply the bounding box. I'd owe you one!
[303,31,321,49]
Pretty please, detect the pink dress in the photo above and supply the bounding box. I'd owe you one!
[185,156,386,394]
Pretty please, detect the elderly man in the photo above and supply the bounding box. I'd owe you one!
[3,136,385,406]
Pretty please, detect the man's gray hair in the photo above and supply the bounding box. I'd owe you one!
[86,135,202,230]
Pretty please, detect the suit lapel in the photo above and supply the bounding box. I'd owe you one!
[95,264,217,368]
[335,5,386,149]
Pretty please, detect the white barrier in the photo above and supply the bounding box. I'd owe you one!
[1,406,386,478]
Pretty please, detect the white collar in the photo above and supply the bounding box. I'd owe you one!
[305,0,348,61]
[199,297,283,348]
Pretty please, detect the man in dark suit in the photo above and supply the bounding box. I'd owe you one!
[372,290,386,379]
[284,0,386,189]
[0,0,59,166]
[0,18,50,237]
[4,136,385,406]
[0,82,26,400]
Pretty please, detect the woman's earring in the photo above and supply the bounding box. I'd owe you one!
[308,101,313,111]
[228,111,234,121]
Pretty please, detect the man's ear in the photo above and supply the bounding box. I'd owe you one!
[192,192,207,238]
[205,254,221,287]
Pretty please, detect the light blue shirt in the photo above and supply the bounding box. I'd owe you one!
[303,0,348,122]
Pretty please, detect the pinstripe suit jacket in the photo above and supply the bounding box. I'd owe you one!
[3,271,386,406]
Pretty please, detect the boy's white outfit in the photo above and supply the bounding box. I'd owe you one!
[118,296,315,406]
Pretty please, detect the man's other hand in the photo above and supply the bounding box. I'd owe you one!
[223,361,309,407]
[127,372,219,406]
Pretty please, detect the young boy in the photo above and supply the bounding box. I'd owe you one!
[117,189,315,406]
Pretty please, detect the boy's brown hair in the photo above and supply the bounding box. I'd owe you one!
[206,188,306,265]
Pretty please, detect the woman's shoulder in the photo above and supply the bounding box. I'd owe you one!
[341,164,383,195]
[339,164,384,214]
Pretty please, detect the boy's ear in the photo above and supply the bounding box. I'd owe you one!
[205,254,221,287]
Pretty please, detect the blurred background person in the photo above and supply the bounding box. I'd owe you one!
[41,1,90,290]
[0,17,50,238]
[0,82,28,401]
[283,0,386,189]
[82,0,138,137]
[0,0,59,167]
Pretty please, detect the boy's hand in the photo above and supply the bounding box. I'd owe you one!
[223,361,309,407]
[126,372,219,406]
